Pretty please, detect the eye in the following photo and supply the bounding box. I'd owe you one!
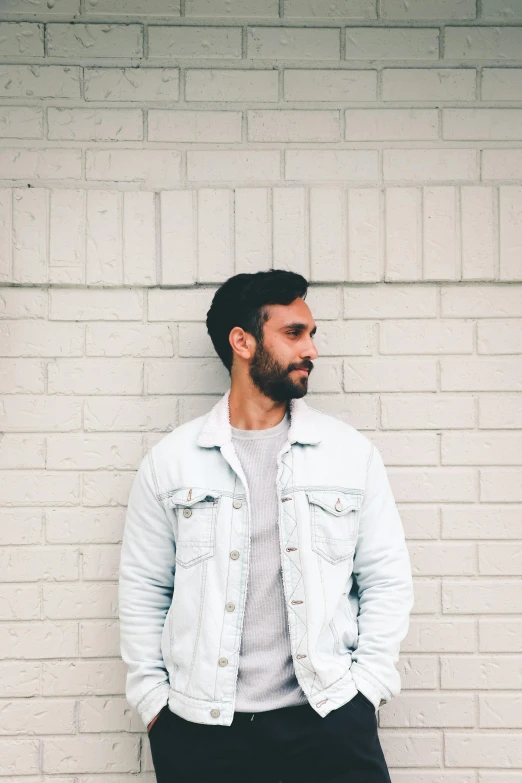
[287,330,299,336]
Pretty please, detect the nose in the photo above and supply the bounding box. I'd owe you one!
[302,335,318,361]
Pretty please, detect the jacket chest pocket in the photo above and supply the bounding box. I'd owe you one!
[306,490,363,565]
[167,489,221,568]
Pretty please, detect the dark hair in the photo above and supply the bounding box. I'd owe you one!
[206,269,309,373]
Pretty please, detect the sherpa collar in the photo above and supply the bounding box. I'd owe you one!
[196,387,322,449]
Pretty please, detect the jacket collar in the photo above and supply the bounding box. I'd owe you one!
[196,388,321,449]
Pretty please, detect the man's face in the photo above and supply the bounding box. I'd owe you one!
[248,297,319,402]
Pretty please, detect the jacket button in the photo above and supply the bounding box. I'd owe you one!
[211,709,220,718]
[380,699,386,706]
[291,600,303,604]
[218,657,228,667]
[335,500,343,512]
[230,550,240,560]
[233,499,242,509]
[225,602,235,612]
[183,508,192,518]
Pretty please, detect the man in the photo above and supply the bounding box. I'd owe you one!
[118,269,414,783]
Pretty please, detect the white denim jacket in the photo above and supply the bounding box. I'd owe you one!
[119,388,414,728]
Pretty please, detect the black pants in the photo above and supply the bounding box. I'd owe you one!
[148,690,392,783]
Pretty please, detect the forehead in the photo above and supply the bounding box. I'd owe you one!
[264,297,314,326]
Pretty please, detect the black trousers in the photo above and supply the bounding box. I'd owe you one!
[148,690,392,783]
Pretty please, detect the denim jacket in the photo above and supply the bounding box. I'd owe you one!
[118,388,414,728]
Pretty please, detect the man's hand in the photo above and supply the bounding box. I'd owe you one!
[147,710,162,733]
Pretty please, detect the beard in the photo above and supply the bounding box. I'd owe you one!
[249,340,313,403]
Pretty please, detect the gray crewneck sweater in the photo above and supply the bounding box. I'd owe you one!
[231,411,308,713]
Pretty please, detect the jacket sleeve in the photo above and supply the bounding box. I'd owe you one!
[349,443,415,712]
[118,451,175,729]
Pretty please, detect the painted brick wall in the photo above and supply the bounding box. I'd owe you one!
[1,0,522,780]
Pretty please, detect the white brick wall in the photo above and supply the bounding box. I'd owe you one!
[0,0,521,779]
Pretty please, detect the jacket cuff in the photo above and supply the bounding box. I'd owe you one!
[136,680,170,729]
[351,664,390,712]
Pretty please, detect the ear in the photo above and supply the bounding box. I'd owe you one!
[229,326,256,362]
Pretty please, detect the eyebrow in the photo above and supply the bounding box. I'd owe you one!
[284,322,317,335]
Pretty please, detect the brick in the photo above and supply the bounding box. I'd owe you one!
[187,0,278,14]
[443,432,522,465]
[84,67,179,101]
[382,0,475,18]
[478,319,522,354]
[272,188,308,277]
[382,68,476,101]
[84,395,177,431]
[0,548,79,583]
[384,149,477,182]
[310,188,346,282]
[483,149,522,181]
[382,394,475,429]
[480,619,522,652]
[284,0,376,17]
[0,587,40,621]
[50,189,85,273]
[284,69,376,101]
[482,68,522,100]
[479,544,522,577]
[44,659,124,694]
[0,621,78,659]
[345,28,439,60]
[403,617,477,652]
[344,284,437,317]
[345,108,438,140]
[1,0,78,9]
[46,24,143,58]
[0,288,45,319]
[186,69,278,101]
[441,358,522,391]
[445,26,522,60]
[146,358,229,394]
[0,149,81,181]
[48,435,141,471]
[1,470,79,506]
[248,110,340,142]
[148,288,215,321]
[382,692,475,728]
[234,188,271,274]
[314,321,372,356]
[197,189,234,283]
[461,186,496,280]
[0,190,11,283]
[423,187,459,280]
[389,467,476,502]
[0,23,43,56]
[381,319,473,354]
[84,0,180,11]
[372,431,438,465]
[480,693,522,726]
[43,734,137,775]
[443,505,522,538]
[86,323,174,357]
[187,151,280,183]
[499,186,522,281]
[46,507,122,544]
[86,149,181,186]
[0,395,80,431]
[385,187,422,281]
[12,189,48,285]
[0,434,45,470]
[48,108,142,141]
[0,360,43,396]
[286,150,378,182]
[160,190,196,285]
[149,109,241,142]
[0,510,41,547]
[148,26,241,58]
[248,26,340,59]
[444,108,522,140]
[482,0,522,17]
[0,107,42,139]
[441,284,522,317]
[48,359,143,395]
[50,289,143,320]
[86,191,122,285]
[444,579,522,613]
[481,468,522,501]
[0,321,82,357]
[344,358,437,391]
[479,394,522,428]
[413,543,476,577]
[347,188,380,281]
[123,191,156,286]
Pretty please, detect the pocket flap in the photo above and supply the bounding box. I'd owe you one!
[167,489,221,507]
[306,490,362,516]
